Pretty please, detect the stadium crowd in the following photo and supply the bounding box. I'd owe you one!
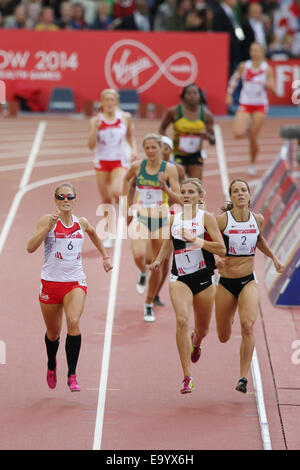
[0,0,299,58]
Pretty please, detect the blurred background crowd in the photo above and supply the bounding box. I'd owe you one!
[0,0,300,62]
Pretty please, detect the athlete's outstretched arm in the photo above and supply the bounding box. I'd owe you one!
[125,113,137,161]
[158,107,176,135]
[158,163,182,206]
[79,217,112,272]
[256,234,285,273]
[226,62,244,105]
[88,116,99,150]
[203,109,216,145]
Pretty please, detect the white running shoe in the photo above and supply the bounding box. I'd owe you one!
[136,271,147,295]
[103,237,113,248]
[247,164,256,176]
[144,304,155,322]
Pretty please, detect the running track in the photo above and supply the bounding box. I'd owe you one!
[0,114,299,451]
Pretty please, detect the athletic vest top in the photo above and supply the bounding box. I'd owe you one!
[41,215,86,282]
[136,160,168,208]
[223,211,260,257]
[173,104,206,157]
[239,60,268,106]
[171,210,215,276]
[95,111,127,162]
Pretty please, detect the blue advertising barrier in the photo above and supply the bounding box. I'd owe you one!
[252,141,300,307]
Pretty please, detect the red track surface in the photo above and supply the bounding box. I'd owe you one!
[0,114,299,450]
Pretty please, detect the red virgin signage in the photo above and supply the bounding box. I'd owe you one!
[0,30,228,114]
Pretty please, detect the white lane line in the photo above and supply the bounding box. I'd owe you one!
[213,123,272,451]
[93,198,125,450]
[19,121,47,189]
[214,124,230,198]
[0,121,46,255]
[0,157,92,173]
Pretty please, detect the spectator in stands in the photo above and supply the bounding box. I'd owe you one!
[112,0,151,30]
[70,2,88,28]
[42,0,61,20]
[269,0,299,58]
[166,0,193,31]
[92,1,113,29]
[57,1,73,28]
[185,0,212,31]
[4,3,32,27]
[113,0,136,19]
[0,0,20,19]
[241,2,271,60]
[35,6,60,29]
[22,0,41,27]
[153,0,176,31]
[212,0,245,76]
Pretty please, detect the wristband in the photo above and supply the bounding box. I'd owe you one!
[103,256,110,260]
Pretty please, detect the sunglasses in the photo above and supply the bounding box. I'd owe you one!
[55,194,76,201]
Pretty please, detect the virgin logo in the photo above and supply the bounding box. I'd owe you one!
[105,39,198,93]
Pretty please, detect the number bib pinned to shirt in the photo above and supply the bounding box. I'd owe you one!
[138,186,163,207]
[174,244,206,276]
[179,135,201,154]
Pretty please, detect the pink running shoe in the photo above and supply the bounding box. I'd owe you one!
[180,376,194,394]
[67,374,80,392]
[191,332,201,363]
[47,367,57,390]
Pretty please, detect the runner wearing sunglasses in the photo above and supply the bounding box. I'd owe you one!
[27,182,112,392]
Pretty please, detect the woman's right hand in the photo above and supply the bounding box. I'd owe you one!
[149,260,161,272]
[48,209,60,231]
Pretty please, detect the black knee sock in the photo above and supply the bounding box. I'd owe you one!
[65,334,82,377]
[45,334,60,371]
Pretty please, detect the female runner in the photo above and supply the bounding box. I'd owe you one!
[226,42,276,176]
[215,179,284,393]
[150,178,226,393]
[27,183,112,392]
[123,133,181,322]
[159,83,215,180]
[88,88,137,246]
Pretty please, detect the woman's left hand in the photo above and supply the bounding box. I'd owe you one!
[103,259,113,272]
[273,257,285,274]
[158,172,167,190]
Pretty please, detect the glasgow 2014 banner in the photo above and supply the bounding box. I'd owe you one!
[0,30,229,114]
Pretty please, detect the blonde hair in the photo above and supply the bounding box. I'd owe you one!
[181,178,206,207]
[100,88,119,103]
[142,133,163,147]
[54,182,76,197]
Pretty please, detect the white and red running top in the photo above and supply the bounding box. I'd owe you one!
[239,60,268,106]
[41,215,86,282]
[94,111,128,163]
[223,210,260,257]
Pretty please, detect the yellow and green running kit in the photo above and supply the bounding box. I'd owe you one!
[136,160,169,232]
[173,104,206,166]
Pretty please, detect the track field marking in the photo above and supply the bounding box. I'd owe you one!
[0,121,46,254]
[92,198,125,450]
[214,124,272,451]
